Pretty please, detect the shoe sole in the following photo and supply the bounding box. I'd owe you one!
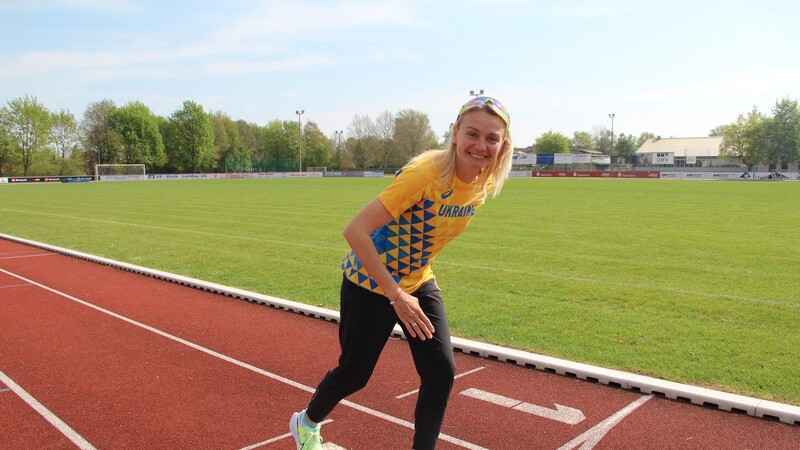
[289,411,302,450]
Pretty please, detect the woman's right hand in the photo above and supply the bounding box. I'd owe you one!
[391,291,434,340]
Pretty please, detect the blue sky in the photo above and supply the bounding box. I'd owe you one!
[1,0,798,147]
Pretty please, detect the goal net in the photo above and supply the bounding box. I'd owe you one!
[95,164,147,181]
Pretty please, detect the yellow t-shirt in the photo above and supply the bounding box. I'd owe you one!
[341,155,486,295]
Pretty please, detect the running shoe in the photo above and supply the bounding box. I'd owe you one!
[289,410,323,450]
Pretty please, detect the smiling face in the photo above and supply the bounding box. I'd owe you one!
[452,109,507,183]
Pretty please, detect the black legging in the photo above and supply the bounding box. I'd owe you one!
[306,277,456,450]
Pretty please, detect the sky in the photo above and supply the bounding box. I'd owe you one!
[1,0,799,147]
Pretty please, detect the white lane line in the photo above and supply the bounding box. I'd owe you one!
[0,370,97,450]
[239,420,334,449]
[396,366,486,399]
[556,395,652,450]
[0,268,487,450]
[0,253,55,260]
[1,283,32,289]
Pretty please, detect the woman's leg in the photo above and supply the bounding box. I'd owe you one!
[305,277,398,422]
[403,281,456,450]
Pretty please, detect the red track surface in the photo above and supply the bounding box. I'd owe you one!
[1,238,798,449]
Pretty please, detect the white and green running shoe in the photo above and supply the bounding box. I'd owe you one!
[289,410,323,450]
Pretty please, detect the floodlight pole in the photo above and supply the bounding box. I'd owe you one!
[296,109,305,173]
[469,89,484,97]
[609,113,615,173]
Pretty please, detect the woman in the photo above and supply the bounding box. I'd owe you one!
[290,96,513,450]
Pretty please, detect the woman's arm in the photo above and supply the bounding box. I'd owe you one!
[343,197,434,340]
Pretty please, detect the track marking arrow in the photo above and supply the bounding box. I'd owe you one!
[460,388,586,425]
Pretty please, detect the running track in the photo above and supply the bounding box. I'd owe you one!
[1,236,798,449]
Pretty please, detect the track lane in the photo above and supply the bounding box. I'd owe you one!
[1,238,799,449]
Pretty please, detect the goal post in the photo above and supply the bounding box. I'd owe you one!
[95,164,147,181]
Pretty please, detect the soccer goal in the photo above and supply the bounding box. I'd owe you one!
[95,164,147,181]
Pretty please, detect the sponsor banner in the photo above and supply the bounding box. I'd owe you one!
[737,171,797,180]
[0,177,7,183]
[8,176,63,183]
[536,154,555,165]
[509,171,532,177]
[591,155,610,166]
[532,171,660,178]
[554,153,573,164]
[652,152,674,165]
[62,177,93,183]
[686,156,697,165]
[572,154,592,164]
[512,153,536,165]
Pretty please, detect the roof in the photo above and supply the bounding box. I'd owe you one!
[635,136,723,157]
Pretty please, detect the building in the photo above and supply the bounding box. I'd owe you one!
[634,136,738,169]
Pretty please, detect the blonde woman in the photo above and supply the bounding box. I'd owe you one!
[290,96,513,450]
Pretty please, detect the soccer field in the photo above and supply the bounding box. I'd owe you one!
[1,177,798,405]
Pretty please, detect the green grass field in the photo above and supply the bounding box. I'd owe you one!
[1,177,798,405]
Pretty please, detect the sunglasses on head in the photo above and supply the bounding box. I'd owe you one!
[458,96,510,124]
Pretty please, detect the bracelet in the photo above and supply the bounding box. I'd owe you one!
[389,290,403,305]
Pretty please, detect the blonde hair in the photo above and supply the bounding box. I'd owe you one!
[410,104,514,201]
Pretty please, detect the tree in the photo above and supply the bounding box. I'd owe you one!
[635,132,656,149]
[165,100,214,173]
[50,109,84,175]
[261,119,296,160]
[535,130,570,153]
[50,109,81,159]
[570,131,593,151]
[765,97,800,167]
[708,125,724,137]
[236,120,259,159]
[107,101,166,168]
[614,133,638,162]
[347,114,377,169]
[719,107,767,170]
[1,95,52,175]
[210,112,243,172]
[375,111,395,171]
[302,121,333,169]
[393,109,438,164]
[0,109,18,175]
[82,99,121,170]
[592,126,612,155]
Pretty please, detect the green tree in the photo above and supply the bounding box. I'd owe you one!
[614,133,638,162]
[261,119,296,160]
[570,131,593,151]
[236,120,259,159]
[1,95,51,175]
[393,109,438,164]
[165,100,214,173]
[765,97,800,167]
[708,125,724,137]
[50,109,84,175]
[302,121,332,169]
[210,112,243,172]
[719,107,767,170]
[635,132,656,149]
[107,101,166,168]
[0,109,18,175]
[535,130,570,153]
[82,99,121,170]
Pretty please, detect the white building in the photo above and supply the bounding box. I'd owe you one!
[634,136,737,169]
